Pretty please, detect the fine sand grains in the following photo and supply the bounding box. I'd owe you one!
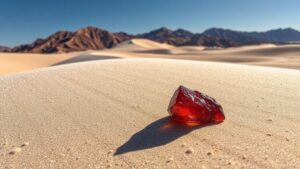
[9,147,22,155]
[0,58,299,168]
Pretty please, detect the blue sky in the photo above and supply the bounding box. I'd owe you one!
[1,0,300,47]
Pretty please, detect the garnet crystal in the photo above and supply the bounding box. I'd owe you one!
[168,85,225,125]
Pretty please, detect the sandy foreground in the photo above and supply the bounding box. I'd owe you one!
[0,58,300,169]
[0,39,300,168]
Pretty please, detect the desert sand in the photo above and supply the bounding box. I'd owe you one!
[1,39,300,76]
[92,39,300,70]
[0,52,79,76]
[0,39,300,168]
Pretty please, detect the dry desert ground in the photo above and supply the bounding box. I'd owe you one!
[0,39,299,168]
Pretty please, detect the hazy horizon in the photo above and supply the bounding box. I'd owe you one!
[1,0,300,46]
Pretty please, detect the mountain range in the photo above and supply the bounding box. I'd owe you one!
[203,27,300,44]
[1,27,300,53]
[0,45,10,52]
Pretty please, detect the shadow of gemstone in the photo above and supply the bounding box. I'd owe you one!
[114,116,219,155]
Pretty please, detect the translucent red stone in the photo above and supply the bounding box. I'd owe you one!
[168,85,225,126]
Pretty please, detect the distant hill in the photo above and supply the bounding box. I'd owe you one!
[248,28,300,42]
[203,27,300,45]
[138,27,234,47]
[10,27,132,53]
[0,45,10,52]
[2,26,300,53]
[203,28,263,45]
[185,34,237,47]
[138,27,194,46]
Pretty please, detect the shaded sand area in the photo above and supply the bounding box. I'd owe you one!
[1,39,300,76]
[0,59,299,168]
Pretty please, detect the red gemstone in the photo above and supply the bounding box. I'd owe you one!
[168,85,225,126]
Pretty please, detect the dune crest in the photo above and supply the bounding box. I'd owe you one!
[1,40,300,76]
[117,38,174,49]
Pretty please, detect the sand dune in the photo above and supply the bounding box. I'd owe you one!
[211,44,300,56]
[95,40,300,69]
[112,39,204,55]
[0,58,299,168]
[124,39,174,49]
[0,52,79,76]
[1,39,300,76]
[53,53,119,66]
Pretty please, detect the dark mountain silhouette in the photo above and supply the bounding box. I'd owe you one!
[137,27,235,47]
[2,26,300,53]
[203,28,263,45]
[0,45,10,52]
[203,27,300,45]
[138,27,193,46]
[185,34,237,47]
[248,28,300,42]
[11,31,74,53]
[6,27,233,53]
[10,27,132,53]
[138,27,234,47]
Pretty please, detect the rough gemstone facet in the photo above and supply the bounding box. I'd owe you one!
[168,85,225,126]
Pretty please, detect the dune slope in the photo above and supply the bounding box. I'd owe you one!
[1,41,300,77]
[0,59,299,169]
[0,52,79,76]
